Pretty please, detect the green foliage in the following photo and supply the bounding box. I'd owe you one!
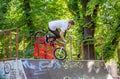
[0,0,120,62]
[97,0,120,61]
[30,0,72,32]
[0,0,74,59]
[117,61,120,75]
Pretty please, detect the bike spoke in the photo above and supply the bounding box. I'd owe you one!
[54,48,67,60]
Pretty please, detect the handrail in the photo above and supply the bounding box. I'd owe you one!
[0,28,18,34]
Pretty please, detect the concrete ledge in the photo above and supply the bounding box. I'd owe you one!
[0,59,113,79]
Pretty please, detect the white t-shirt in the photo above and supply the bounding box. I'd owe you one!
[48,20,68,32]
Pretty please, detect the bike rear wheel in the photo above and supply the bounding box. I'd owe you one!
[34,30,46,44]
[53,47,67,60]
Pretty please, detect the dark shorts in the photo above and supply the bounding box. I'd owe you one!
[48,27,60,39]
[48,27,66,39]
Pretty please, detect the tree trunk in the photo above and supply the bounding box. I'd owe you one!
[83,27,95,60]
[68,0,99,60]
[0,0,11,27]
[81,0,97,60]
[24,0,34,34]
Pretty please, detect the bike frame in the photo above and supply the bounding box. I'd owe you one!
[34,36,66,59]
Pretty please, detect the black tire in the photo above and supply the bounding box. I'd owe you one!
[34,30,46,44]
[53,47,67,60]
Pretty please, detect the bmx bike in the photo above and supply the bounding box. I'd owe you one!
[34,30,67,60]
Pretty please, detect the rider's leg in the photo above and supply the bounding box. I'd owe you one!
[45,28,60,42]
[64,31,67,37]
[48,27,60,39]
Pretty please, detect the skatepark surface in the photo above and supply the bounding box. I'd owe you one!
[0,59,113,79]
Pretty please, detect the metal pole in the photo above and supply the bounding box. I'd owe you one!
[16,28,19,59]
[9,31,12,58]
[70,39,72,60]
[81,41,84,60]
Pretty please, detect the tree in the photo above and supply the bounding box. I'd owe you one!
[23,0,34,34]
[68,0,103,59]
[0,0,72,59]
[99,0,120,61]
[0,0,11,29]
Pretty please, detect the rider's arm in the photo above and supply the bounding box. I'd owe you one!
[60,31,67,42]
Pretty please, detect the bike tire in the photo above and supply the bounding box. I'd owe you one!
[53,47,67,60]
[34,30,46,44]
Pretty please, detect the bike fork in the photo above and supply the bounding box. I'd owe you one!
[59,47,63,53]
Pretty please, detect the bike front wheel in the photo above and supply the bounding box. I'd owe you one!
[53,47,67,60]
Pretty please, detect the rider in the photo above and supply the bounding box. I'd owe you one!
[46,20,75,43]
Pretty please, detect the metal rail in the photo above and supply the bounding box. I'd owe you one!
[0,28,104,60]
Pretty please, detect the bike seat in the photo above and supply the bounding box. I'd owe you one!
[46,34,55,38]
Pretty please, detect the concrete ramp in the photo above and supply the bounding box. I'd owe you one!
[0,60,113,79]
